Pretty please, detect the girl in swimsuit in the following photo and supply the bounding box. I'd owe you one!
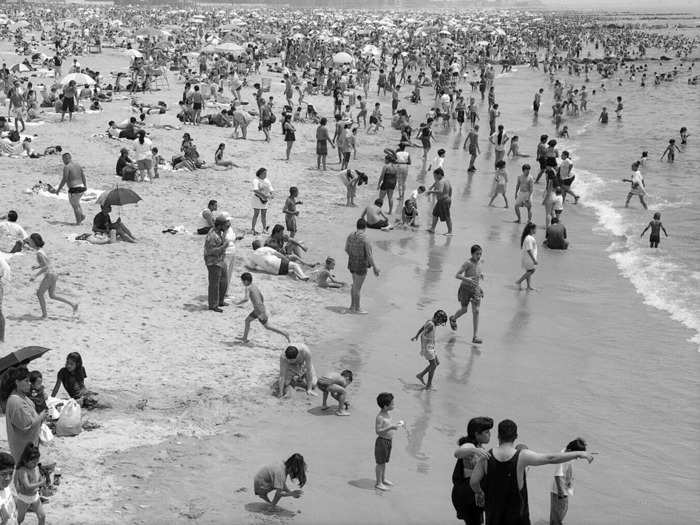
[27,233,78,319]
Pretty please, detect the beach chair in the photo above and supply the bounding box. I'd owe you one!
[150,67,169,90]
[262,77,271,93]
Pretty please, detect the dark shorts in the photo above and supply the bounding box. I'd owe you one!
[349,267,368,277]
[342,152,351,162]
[249,309,268,324]
[421,138,431,149]
[369,116,378,125]
[380,180,396,191]
[432,199,451,222]
[560,176,575,187]
[367,219,389,229]
[68,187,86,194]
[278,258,290,275]
[374,437,392,464]
[538,158,547,170]
[458,283,482,307]
[285,216,297,233]
[62,97,75,112]
[193,102,202,110]
[546,157,557,167]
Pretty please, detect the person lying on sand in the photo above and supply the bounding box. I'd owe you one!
[22,138,62,158]
[246,240,308,281]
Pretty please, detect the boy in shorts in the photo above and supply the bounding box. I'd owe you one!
[318,369,353,416]
[374,392,404,491]
[411,310,448,389]
[236,272,290,343]
[449,244,484,344]
[282,186,301,238]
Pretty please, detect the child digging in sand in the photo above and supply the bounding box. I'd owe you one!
[254,453,306,508]
[411,310,447,390]
[236,272,290,343]
[27,233,78,319]
[318,369,353,416]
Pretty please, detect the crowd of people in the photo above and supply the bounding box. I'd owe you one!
[0,3,695,523]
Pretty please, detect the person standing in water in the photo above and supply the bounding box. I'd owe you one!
[27,233,78,318]
[411,310,447,390]
[516,223,538,291]
[452,417,493,525]
[640,212,669,248]
[623,161,648,209]
[660,139,681,163]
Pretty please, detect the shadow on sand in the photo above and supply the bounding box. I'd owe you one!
[244,502,296,518]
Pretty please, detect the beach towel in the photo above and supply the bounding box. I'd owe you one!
[27,187,102,202]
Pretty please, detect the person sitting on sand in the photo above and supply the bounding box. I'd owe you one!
[265,224,315,267]
[21,139,62,159]
[196,200,218,235]
[253,453,306,508]
[51,352,97,408]
[313,257,345,288]
[116,147,137,180]
[361,199,393,230]
[543,216,568,250]
[318,370,353,416]
[247,240,309,281]
[277,344,317,397]
[0,210,28,253]
[214,143,240,169]
[92,204,136,243]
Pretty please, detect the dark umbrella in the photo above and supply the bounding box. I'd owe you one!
[97,187,142,208]
[0,346,51,374]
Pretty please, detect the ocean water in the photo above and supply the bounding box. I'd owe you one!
[304,40,700,523]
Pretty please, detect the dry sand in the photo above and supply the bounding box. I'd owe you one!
[0,45,456,524]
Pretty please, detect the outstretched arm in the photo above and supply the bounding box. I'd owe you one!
[520,449,593,467]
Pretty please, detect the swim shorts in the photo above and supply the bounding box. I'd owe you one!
[62,97,75,112]
[432,199,451,222]
[374,437,392,465]
[249,308,268,324]
[515,191,531,207]
[458,282,482,307]
[278,259,289,276]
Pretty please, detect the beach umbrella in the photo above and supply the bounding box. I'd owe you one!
[361,44,380,57]
[97,187,142,208]
[124,49,143,59]
[258,33,279,42]
[135,28,162,38]
[9,21,29,31]
[61,73,95,86]
[0,346,51,375]
[214,42,244,55]
[332,52,354,65]
[10,63,31,73]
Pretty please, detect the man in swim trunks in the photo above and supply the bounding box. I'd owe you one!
[278,344,317,397]
[361,199,391,230]
[377,155,399,215]
[426,168,453,235]
[513,164,534,224]
[56,153,87,225]
[248,240,308,280]
[345,218,380,314]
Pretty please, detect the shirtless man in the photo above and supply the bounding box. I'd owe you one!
[513,164,534,224]
[248,240,308,280]
[278,344,317,397]
[361,199,392,230]
[56,153,87,225]
[426,168,453,235]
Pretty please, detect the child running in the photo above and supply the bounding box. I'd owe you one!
[236,272,290,343]
[411,310,447,390]
[640,212,669,248]
[27,233,78,319]
[449,244,484,344]
[374,392,404,491]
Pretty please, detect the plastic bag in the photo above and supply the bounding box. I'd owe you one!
[39,423,54,445]
[55,399,82,437]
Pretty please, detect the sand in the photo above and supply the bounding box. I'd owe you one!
[1,44,698,525]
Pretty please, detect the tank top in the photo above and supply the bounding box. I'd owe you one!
[484,449,530,525]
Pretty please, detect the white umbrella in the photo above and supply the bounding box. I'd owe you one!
[124,49,143,59]
[214,42,244,56]
[361,44,380,57]
[61,73,95,86]
[332,52,354,65]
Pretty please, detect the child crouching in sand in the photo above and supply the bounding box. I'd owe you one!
[318,369,353,416]
[254,453,306,508]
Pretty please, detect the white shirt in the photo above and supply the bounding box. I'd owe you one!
[197,208,213,230]
[552,194,564,212]
[395,151,410,165]
[0,221,27,253]
[133,137,152,161]
[521,235,538,267]
[252,177,273,209]
[551,450,574,496]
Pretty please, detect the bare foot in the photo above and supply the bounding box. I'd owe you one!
[382,480,394,486]
[236,336,249,343]
[72,304,79,315]
[526,287,537,292]
[375,483,390,491]
[321,405,329,411]
[416,374,425,386]
[335,410,350,416]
